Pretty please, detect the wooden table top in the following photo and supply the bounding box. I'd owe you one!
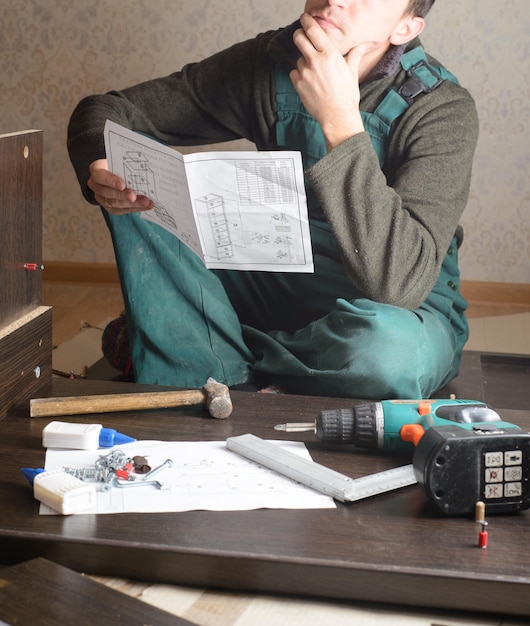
[1,376,529,618]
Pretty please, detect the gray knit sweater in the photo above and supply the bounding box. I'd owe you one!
[67,25,479,310]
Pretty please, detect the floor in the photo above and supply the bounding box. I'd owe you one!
[43,283,124,349]
[42,281,530,626]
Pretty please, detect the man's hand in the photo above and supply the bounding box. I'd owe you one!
[88,159,154,214]
[290,13,371,150]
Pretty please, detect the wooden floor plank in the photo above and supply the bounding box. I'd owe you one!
[43,283,123,346]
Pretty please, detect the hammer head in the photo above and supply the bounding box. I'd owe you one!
[203,378,232,419]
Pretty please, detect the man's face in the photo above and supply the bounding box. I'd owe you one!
[303,0,417,56]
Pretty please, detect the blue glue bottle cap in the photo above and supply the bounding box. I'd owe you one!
[98,428,136,448]
[21,467,45,486]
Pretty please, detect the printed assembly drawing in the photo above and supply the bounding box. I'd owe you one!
[40,440,336,514]
[104,120,314,272]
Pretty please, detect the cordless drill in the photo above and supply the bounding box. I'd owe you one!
[275,399,530,514]
[275,398,517,451]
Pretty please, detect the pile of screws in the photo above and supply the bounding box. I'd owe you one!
[63,450,173,491]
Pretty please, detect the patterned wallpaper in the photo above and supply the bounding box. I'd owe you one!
[1,0,528,283]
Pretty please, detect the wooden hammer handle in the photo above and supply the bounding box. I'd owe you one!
[30,389,207,418]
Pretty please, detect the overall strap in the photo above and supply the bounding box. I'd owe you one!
[375,45,459,129]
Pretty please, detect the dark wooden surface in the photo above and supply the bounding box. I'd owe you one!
[0,306,53,418]
[0,558,196,625]
[1,374,530,618]
[0,130,52,417]
[0,130,43,328]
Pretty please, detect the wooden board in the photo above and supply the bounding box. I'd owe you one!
[0,306,52,418]
[0,558,196,626]
[1,378,530,618]
[0,130,43,327]
[0,130,52,416]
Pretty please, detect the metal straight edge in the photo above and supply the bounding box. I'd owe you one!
[226,433,416,503]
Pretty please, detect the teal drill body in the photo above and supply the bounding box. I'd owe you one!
[317,399,521,452]
[381,399,520,451]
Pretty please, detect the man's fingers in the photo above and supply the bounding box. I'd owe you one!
[89,159,126,190]
[292,28,319,60]
[295,13,330,54]
[88,163,129,201]
[88,158,154,213]
[94,192,152,214]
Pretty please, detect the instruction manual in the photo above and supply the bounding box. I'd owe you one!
[104,120,314,272]
[41,440,336,515]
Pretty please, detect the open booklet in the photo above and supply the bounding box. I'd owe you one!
[104,120,314,272]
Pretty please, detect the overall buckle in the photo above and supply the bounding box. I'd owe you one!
[397,60,444,104]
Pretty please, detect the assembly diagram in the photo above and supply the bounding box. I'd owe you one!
[194,158,301,264]
[105,120,314,272]
[123,151,157,199]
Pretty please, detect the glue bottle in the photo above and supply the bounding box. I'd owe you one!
[21,468,97,515]
[42,421,136,450]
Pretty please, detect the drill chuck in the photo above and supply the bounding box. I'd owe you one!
[317,409,354,443]
[317,403,383,448]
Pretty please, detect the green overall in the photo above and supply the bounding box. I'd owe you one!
[104,46,469,399]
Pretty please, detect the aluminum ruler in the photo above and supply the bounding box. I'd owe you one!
[226,433,416,503]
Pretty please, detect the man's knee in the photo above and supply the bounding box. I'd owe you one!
[315,301,456,399]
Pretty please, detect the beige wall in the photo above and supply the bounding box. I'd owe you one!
[2,0,528,283]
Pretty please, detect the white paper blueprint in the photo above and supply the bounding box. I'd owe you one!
[40,440,336,515]
[104,120,314,272]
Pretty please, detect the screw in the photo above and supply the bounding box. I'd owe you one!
[96,450,129,472]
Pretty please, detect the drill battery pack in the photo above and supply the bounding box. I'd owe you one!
[413,425,530,515]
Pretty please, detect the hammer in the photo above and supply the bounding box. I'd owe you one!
[30,378,232,420]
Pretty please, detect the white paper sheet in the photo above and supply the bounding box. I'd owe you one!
[41,440,336,515]
[104,120,313,272]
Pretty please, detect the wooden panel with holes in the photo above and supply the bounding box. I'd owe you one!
[0,130,52,416]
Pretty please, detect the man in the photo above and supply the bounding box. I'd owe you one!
[67,0,479,399]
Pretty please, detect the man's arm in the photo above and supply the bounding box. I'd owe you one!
[67,33,277,209]
[308,85,479,310]
[289,14,478,310]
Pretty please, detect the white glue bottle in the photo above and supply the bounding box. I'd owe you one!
[42,421,136,450]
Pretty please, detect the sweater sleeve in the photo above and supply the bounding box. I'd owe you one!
[306,81,479,310]
[67,33,277,204]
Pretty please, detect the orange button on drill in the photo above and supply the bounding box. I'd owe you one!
[400,423,425,446]
[417,401,433,416]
